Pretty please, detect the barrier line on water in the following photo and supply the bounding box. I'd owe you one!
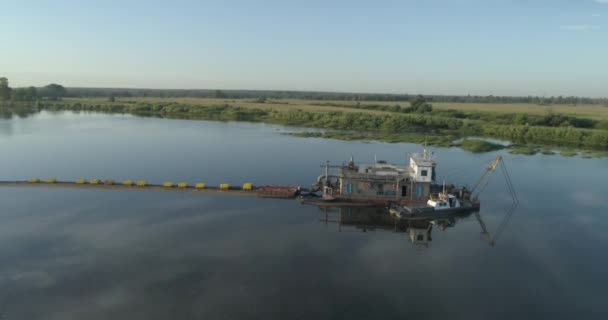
[0,180,262,196]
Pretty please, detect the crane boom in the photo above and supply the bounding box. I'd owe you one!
[470,155,519,246]
[489,155,502,171]
[470,155,515,201]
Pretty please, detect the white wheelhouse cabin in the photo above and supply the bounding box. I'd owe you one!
[427,193,461,210]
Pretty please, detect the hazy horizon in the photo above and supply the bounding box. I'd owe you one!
[2,0,607,97]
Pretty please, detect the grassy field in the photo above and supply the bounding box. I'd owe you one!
[432,102,608,120]
[65,97,394,115]
[64,97,608,120]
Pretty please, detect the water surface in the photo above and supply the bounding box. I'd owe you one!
[1,111,607,319]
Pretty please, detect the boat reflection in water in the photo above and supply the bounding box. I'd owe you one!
[317,206,503,247]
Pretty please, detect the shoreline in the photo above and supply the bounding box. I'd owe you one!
[2,99,607,158]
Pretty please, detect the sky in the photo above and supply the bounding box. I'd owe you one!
[1,0,607,97]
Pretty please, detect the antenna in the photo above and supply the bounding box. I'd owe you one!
[423,142,428,160]
[325,160,329,187]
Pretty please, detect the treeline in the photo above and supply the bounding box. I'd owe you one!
[2,76,606,105]
[27,100,608,150]
[311,95,433,114]
[64,87,608,105]
[0,77,68,102]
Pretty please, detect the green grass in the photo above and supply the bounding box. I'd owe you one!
[559,150,578,157]
[459,139,505,153]
[509,147,538,155]
[286,131,455,147]
[433,102,608,121]
[62,97,608,123]
[65,97,395,115]
[540,148,556,155]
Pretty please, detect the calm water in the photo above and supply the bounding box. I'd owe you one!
[1,111,607,319]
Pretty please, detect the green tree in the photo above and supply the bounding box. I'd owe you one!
[0,77,12,101]
[11,86,38,101]
[409,94,433,113]
[26,86,38,101]
[12,88,26,101]
[40,83,67,100]
[214,90,227,99]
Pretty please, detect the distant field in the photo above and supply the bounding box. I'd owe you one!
[433,102,608,120]
[66,97,393,115]
[65,97,608,120]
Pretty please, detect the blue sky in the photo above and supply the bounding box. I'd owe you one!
[1,0,607,97]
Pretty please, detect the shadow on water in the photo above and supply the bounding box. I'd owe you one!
[316,205,518,247]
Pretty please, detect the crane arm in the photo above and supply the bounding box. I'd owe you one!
[470,155,519,246]
[471,155,514,201]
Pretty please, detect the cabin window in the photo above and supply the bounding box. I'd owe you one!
[417,234,424,241]
[346,183,353,194]
[421,170,428,177]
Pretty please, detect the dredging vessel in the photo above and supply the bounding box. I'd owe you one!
[305,146,510,216]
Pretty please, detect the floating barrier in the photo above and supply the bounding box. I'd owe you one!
[0,179,302,200]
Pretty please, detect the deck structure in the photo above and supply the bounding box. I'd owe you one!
[314,148,438,206]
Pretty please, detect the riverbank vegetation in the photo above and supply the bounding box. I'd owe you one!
[9,98,604,152]
[458,140,505,153]
[1,77,607,156]
[509,147,539,155]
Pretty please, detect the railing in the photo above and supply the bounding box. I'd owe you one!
[342,172,405,182]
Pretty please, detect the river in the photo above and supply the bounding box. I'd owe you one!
[1,111,607,319]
